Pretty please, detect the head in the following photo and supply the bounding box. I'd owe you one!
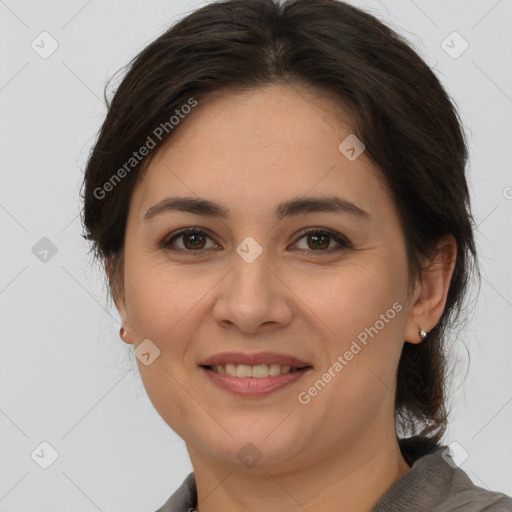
[81,0,479,469]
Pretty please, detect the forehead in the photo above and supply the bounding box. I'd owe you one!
[130,84,392,222]
[164,83,358,156]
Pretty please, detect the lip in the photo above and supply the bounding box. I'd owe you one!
[200,366,313,397]
[198,351,312,368]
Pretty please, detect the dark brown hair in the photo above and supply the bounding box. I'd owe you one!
[81,0,479,445]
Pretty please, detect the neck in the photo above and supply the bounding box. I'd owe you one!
[187,427,411,512]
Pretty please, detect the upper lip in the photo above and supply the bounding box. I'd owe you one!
[199,351,312,368]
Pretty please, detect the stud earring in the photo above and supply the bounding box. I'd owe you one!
[419,328,428,340]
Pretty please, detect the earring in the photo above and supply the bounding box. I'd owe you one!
[419,328,428,340]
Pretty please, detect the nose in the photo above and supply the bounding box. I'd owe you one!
[211,242,293,333]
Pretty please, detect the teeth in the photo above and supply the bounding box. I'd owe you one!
[269,363,281,376]
[252,364,269,378]
[211,363,302,377]
[236,364,252,377]
[225,363,237,376]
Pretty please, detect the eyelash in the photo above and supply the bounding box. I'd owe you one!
[162,227,352,255]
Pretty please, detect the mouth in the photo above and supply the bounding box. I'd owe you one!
[198,352,313,397]
[201,363,309,377]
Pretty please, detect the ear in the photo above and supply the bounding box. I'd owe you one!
[105,255,134,345]
[404,234,457,344]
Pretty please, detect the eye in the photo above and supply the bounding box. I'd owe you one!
[162,228,219,252]
[291,227,352,254]
[162,227,352,254]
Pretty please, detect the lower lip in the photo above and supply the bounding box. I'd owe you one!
[200,366,312,397]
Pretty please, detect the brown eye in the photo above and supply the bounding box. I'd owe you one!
[162,227,351,255]
[292,228,352,254]
[164,229,218,252]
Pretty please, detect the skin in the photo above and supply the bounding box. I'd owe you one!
[110,83,457,511]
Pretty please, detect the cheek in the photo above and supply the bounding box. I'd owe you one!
[123,252,205,339]
[297,278,405,437]
[122,258,206,435]
[301,259,404,341]
[302,255,407,391]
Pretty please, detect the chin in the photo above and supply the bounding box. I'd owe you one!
[199,422,310,470]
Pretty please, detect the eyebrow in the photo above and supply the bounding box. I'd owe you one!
[143,195,370,222]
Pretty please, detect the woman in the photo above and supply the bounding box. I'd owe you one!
[81,0,512,510]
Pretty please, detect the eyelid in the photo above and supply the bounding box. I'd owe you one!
[291,227,353,251]
[161,227,220,251]
[162,226,352,253]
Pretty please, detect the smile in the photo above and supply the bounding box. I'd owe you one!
[198,351,313,397]
[200,364,312,397]
[204,363,304,377]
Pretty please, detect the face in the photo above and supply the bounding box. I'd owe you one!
[114,84,424,472]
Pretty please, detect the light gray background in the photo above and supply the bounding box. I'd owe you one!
[1,0,511,510]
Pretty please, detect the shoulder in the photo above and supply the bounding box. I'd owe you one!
[437,491,512,511]
[372,436,512,511]
[153,472,196,512]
